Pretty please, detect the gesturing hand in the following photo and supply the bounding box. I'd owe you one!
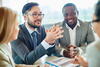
[45,25,64,45]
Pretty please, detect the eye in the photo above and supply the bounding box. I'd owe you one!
[64,13,68,16]
[32,13,37,16]
[72,12,76,15]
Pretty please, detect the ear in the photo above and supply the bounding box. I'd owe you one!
[76,10,79,16]
[23,15,28,21]
[93,14,97,20]
[77,10,79,15]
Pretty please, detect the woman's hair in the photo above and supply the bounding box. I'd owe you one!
[0,7,17,44]
[94,1,100,21]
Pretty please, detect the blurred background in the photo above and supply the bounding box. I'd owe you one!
[0,0,98,29]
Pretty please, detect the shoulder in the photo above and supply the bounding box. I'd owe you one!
[0,50,8,60]
[55,22,63,27]
[89,40,100,50]
[86,40,100,54]
[18,24,29,38]
[0,50,13,67]
[78,20,92,31]
[38,26,45,33]
[86,40,100,64]
[0,49,10,65]
[18,24,26,35]
[79,20,90,27]
[38,26,45,30]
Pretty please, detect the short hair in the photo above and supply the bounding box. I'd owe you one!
[62,3,78,13]
[0,7,17,44]
[95,1,100,21]
[22,2,39,15]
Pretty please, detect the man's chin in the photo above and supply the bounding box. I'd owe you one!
[33,25,40,28]
[68,23,74,25]
[29,24,40,28]
[36,24,41,27]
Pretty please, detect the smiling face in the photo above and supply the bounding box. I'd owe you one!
[63,6,78,25]
[25,6,44,28]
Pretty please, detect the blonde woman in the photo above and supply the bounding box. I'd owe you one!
[0,7,19,67]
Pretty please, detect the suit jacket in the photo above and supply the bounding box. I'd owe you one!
[86,39,100,67]
[11,24,56,64]
[0,44,15,67]
[56,20,95,48]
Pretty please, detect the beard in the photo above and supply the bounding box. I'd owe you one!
[28,22,40,29]
[27,18,42,29]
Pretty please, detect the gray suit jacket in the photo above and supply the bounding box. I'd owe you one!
[56,20,95,48]
[0,44,15,67]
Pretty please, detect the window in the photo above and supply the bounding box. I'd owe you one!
[2,0,98,25]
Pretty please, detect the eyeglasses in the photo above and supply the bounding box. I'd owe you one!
[92,19,100,22]
[28,13,44,17]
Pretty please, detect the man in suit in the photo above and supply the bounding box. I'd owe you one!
[56,3,95,57]
[11,2,63,64]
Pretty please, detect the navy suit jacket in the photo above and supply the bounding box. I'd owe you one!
[11,24,56,64]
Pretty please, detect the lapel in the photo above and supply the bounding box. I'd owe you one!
[20,24,32,41]
[62,22,70,45]
[62,20,83,46]
[0,44,15,66]
[20,24,44,49]
[36,27,42,45]
[76,20,82,46]
[20,24,34,50]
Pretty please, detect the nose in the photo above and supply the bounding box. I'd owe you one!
[36,16,41,19]
[67,15,73,20]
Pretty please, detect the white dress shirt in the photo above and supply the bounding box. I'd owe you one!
[65,20,80,46]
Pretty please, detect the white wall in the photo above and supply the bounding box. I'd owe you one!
[0,0,2,6]
[1,0,98,25]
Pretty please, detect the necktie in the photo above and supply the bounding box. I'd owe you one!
[31,31,38,49]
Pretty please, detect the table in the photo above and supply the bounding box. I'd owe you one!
[34,55,80,67]
[34,55,57,65]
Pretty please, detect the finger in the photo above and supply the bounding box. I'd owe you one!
[55,35,63,39]
[55,27,63,33]
[55,30,64,36]
[51,25,61,32]
[56,26,63,31]
[50,25,57,32]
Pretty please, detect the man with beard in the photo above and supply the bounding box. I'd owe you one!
[56,3,95,58]
[11,2,63,64]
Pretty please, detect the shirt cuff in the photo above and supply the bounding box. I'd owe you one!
[60,48,65,56]
[41,40,54,50]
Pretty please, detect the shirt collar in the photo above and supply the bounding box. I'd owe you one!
[25,24,37,35]
[77,20,80,27]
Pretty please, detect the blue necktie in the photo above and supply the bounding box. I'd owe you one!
[31,31,38,49]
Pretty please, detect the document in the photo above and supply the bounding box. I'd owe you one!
[45,57,79,67]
